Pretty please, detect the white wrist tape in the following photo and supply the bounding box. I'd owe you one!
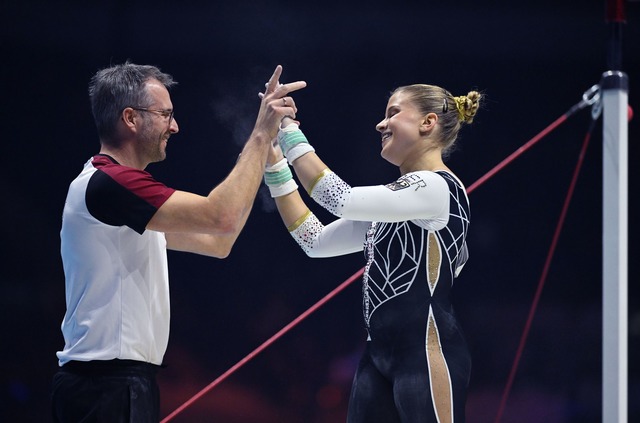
[264,158,293,186]
[286,143,315,163]
[267,179,298,198]
[264,157,298,198]
[277,123,314,163]
[265,157,289,173]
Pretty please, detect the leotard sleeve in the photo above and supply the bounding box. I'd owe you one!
[289,170,455,258]
[309,170,450,229]
[288,213,370,258]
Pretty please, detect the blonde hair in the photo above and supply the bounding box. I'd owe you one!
[392,84,481,154]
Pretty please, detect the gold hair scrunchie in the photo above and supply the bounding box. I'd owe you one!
[453,96,468,122]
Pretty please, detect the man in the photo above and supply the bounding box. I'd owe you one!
[52,62,305,422]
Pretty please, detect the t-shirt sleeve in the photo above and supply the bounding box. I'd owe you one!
[86,166,176,234]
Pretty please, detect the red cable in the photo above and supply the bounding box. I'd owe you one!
[493,124,594,423]
[160,269,363,422]
[466,114,567,194]
[161,104,586,422]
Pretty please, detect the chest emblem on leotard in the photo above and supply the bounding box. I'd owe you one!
[385,173,428,192]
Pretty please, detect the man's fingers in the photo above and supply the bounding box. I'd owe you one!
[276,81,307,96]
[261,65,306,103]
[265,65,283,95]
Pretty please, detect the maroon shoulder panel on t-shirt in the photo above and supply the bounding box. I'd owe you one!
[86,155,176,234]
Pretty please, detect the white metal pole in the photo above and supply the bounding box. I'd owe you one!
[601,70,628,423]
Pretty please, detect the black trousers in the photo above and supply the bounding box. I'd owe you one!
[51,359,161,423]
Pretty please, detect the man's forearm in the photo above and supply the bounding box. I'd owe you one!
[206,130,270,233]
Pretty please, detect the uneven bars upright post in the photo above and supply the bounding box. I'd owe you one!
[601,0,628,421]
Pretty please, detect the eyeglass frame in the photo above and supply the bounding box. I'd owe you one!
[129,107,174,122]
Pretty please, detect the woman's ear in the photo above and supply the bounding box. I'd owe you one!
[420,112,438,133]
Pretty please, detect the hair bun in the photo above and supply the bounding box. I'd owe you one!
[453,91,481,123]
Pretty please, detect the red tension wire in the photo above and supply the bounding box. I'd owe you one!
[160,270,364,423]
[161,100,589,423]
[493,121,595,423]
[465,114,568,194]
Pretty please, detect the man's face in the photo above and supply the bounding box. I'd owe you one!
[136,79,179,163]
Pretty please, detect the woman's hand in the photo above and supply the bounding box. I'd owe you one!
[267,137,284,167]
[281,116,298,128]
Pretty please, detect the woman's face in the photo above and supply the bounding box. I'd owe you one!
[375,91,425,167]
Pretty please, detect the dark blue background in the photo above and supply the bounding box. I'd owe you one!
[2,0,639,421]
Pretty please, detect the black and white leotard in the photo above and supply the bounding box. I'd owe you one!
[289,169,471,423]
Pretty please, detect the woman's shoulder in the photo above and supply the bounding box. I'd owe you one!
[384,170,450,194]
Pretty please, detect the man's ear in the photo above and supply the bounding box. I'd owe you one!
[121,107,137,130]
[420,112,438,133]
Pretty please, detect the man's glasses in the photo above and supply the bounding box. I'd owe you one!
[131,107,174,122]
